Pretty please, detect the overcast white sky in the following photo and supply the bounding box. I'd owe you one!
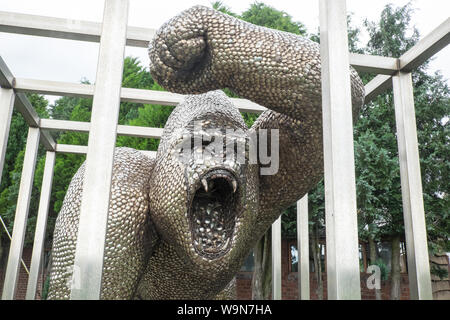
[0,0,449,104]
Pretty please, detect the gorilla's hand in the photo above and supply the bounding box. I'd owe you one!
[149,6,224,94]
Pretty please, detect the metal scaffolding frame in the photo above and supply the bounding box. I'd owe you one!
[0,0,447,300]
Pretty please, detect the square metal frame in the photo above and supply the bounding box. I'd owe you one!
[0,0,447,300]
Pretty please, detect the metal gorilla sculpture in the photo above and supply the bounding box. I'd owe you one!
[48,6,365,299]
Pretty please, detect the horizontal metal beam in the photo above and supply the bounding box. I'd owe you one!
[55,144,87,154]
[400,18,450,72]
[349,53,399,75]
[0,56,14,88]
[117,125,163,139]
[55,143,157,159]
[40,118,164,139]
[364,75,393,103]
[122,87,184,106]
[40,118,89,133]
[361,18,450,101]
[14,78,267,113]
[15,77,181,106]
[0,11,417,76]
[2,11,448,107]
[15,78,94,98]
[0,11,154,48]
[18,75,385,111]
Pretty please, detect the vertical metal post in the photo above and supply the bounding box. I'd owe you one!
[271,216,282,300]
[26,151,55,300]
[392,72,432,300]
[0,88,15,186]
[297,194,310,300]
[70,0,128,300]
[319,0,361,299]
[2,127,40,300]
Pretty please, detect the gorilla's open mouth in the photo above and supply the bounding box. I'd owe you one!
[189,169,238,259]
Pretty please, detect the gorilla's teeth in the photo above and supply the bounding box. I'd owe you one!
[232,180,237,193]
[201,178,209,192]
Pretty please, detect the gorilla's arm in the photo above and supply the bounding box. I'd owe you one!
[149,5,365,224]
[47,148,157,299]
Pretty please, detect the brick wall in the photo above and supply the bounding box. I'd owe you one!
[236,239,411,300]
[0,248,46,300]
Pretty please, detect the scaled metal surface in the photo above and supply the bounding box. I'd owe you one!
[48,6,364,299]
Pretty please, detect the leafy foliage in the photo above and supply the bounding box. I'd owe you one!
[0,94,49,245]
[356,4,449,255]
[241,2,306,36]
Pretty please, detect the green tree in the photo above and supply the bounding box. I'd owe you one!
[240,2,307,36]
[0,94,49,256]
[355,3,449,299]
